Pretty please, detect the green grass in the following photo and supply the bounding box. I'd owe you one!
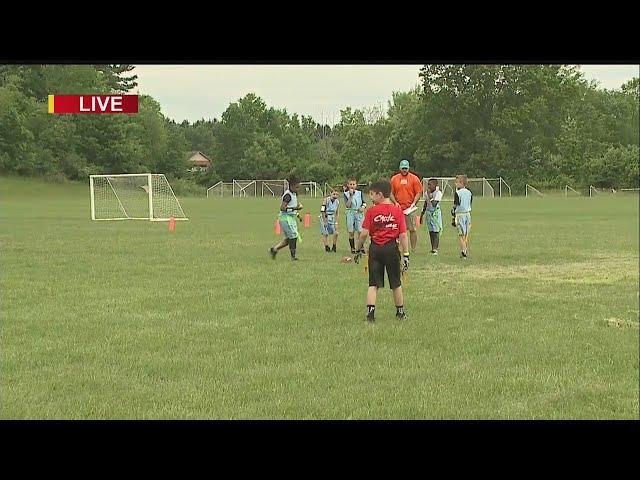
[1,176,638,419]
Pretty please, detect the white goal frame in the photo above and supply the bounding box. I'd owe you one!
[525,184,544,197]
[422,177,497,202]
[90,173,188,221]
[564,185,581,197]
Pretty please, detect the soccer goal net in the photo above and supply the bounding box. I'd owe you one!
[258,180,287,197]
[323,182,368,196]
[296,181,322,197]
[207,181,234,197]
[564,185,582,197]
[525,184,544,197]
[90,173,188,221]
[422,177,496,202]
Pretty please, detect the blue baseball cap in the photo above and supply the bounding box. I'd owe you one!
[399,159,410,169]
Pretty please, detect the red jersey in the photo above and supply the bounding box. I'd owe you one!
[362,202,407,245]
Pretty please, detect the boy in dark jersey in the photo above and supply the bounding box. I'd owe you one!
[354,179,410,322]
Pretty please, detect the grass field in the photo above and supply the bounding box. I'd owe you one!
[1,176,638,419]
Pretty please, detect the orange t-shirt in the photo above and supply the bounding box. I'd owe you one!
[390,172,423,210]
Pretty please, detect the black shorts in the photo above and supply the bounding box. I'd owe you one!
[368,241,402,290]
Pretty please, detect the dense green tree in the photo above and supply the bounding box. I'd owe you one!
[0,64,637,193]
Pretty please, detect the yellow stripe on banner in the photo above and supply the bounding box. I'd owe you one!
[48,95,54,114]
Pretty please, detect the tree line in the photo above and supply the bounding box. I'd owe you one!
[1,64,637,194]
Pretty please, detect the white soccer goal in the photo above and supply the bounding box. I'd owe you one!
[206,181,234,197]
[297,181,322,197]
[525,184,544,198]
[422,177,496,202]
[90,173,188,221]
[564,185,581,197]
[468,178,494,198]
[232,180,257,197]
[485,177,512,197]
[259,180,287,197]
[423,177,456,202]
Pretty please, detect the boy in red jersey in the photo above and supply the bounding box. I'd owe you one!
[354,179,410,323]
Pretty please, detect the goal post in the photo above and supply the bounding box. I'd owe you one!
[564,185,581,197]
[232,180,257,198]
[421,177,495,201]
[89,173,188,221]
[525,184,544,197]
[258,180,287,197]
[297,181,322,197]
[484,177,511,197]
[207,181,234,197]
[422,177,456,202]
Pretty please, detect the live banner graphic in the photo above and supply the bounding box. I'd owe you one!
[48,95,139,114]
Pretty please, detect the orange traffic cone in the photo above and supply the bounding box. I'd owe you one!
[275,219,281,235]
[168,216,176,232]
[304,212,311,228]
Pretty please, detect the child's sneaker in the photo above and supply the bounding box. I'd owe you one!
[461,251,467,259]
[325,245,331,253]
[269,247,277,260]
[365,312,375,323]
[331,245,337,253]
[396,312,408,320]
[291,256,299,261]
[431,250,438,256]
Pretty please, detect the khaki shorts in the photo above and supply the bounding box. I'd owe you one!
[404,211,417,232]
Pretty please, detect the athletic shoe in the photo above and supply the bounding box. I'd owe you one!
[432,250,438,256]
[325,246,331,253]
[396,312,408,320]
[269,247,277,260]
[461,251,467,259]
[291,256,299,261]
[366,312,375,323]
[351,250,356,255]
[331,245,337,252]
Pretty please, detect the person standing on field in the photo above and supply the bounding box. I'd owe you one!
[344,178,367,254]
[354,179,410,322]
[390,159,423,252]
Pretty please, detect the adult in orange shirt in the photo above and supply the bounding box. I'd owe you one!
[390,159,423,252]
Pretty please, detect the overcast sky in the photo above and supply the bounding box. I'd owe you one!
[133,64,639,124]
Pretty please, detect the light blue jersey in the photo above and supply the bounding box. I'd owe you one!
[319,196,339,235]
[455,188,472,214]
[324,196,339,220]
[279,189,298,217]
[344,189,365,233]
[344,189,364,211]
[454,187,472,236]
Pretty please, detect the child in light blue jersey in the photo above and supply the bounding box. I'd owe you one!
[453,174,473,259]
[344,178,367,254]
[320,187,340,252]
[419,178,443,255]
[269,177,304,261]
